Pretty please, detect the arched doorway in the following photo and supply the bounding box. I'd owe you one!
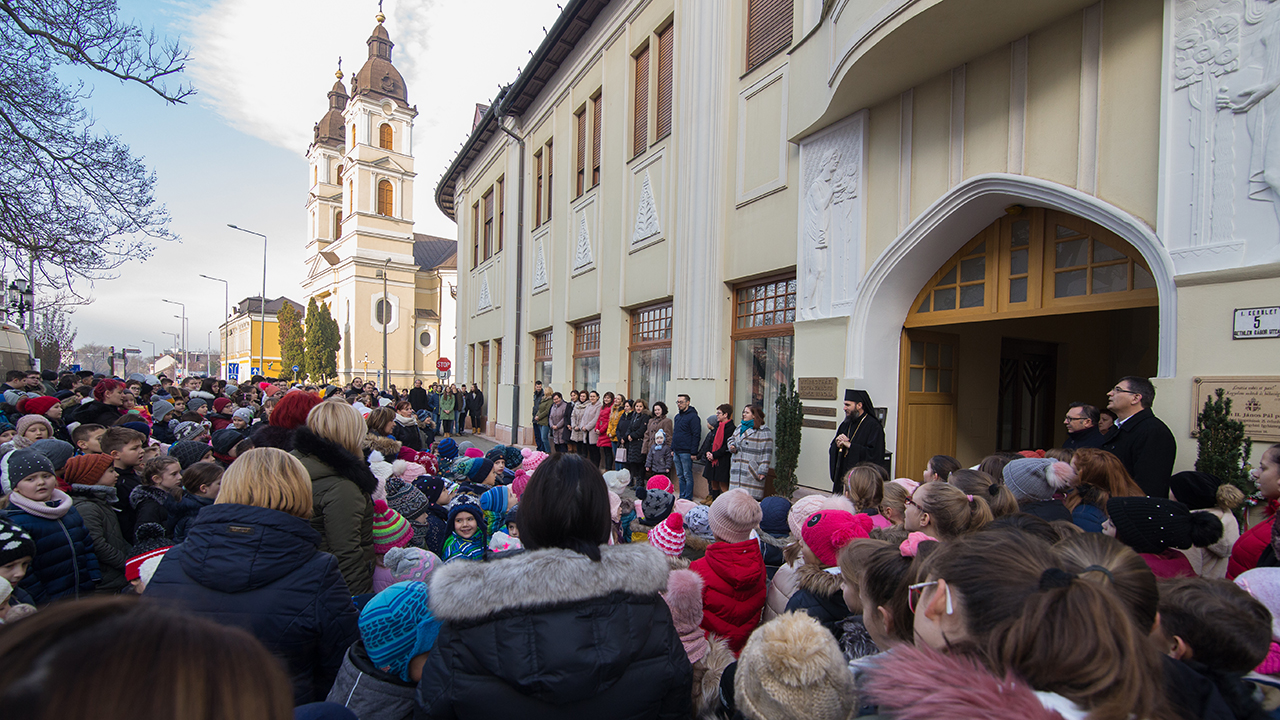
[894,206,1160,478]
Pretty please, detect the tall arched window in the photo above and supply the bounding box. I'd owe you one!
[350,124,356,149]
[379,123,393,150]
[377,179,393,216]
[334,210,343,238]
[335,164,344,182]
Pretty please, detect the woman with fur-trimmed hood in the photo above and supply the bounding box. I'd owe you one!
[292,401,379,595]
[417,454,691,719]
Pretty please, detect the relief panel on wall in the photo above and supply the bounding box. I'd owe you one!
[573,212,595,273]
[1164,0,1280,271]
[476,270,492,314]
[532,232,549,294]
[633,170,662,244]
[796,110,868,322]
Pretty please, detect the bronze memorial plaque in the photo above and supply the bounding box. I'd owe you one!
[802,405,838,417]
[802,418,838,430]
[797,377,839,401]
[1192,376,1280,442]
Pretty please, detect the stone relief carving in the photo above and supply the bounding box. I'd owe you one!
[532,238,548,292]
[1167,0,1280,271]
[633,170,661,244]
[797,112,866,322]
[476,270,492,313]
[573,214,594,271]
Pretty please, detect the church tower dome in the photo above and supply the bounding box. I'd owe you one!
[312,63,349,148]
[352,13,408,104]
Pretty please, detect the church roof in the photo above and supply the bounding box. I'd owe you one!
[413,235,457,271]
[352,17,408,104]
[312,72,349,149]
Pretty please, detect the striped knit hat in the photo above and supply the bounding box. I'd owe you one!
[358,581,440,683]
[649,512,686,557]
[372,500,414,554]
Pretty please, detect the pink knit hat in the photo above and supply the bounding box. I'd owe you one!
[512,471,531,498]
[673,498,698,516]
[647,475,675,494]
[801,509,872,567]
[709,488,763,543]
[891,478,921,494]
[521,448,549,475]
[400,461,427,483]
[464,447,483,459]
[787,495,828,539]
[662,569,708,664]
[649,512,686,557]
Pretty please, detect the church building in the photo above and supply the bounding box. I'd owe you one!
[301,11,457,387]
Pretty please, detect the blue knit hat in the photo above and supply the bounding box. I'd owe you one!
[122,421,151,438]
[503,445,523,470]
[436,437,457,460]
[759,496,793,537]
[480,485,509,516]
[485,445,506,464]
[358,581,440,683]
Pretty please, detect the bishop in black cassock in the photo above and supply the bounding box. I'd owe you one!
[829,388,886,493]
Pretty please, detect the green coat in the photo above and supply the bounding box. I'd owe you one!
[70,484,132,593]
[292,428,377,595]
[535,396,553,426]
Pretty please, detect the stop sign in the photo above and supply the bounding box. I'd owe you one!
[436,357,452,372]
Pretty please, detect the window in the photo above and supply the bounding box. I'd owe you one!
[350,124,356,149]
[656,24,674,140]
[472,202,480,269]
[906,338,955,394]
[633,45,649,158]
[375,298,391,326]
[534,151,544,227]
[545,140,553,220]
[574,319,601,393]
[482,189,494,261]
[629,302,672,404]
[907,208,1158,327]
[592,94,602,187]
[575,108,587,197]
[377,179,393,216]
[334,210,343,239]
[336,164,344,182]
[533,330,553,386]
[379,123,393,150]
[497,178,504,252]
[746,0,793,73]
[732,277,795,426]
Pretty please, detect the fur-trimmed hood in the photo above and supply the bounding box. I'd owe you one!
[757,531,793,550]
[861,644,1072,720]
[694,635,735,719]
[292,426,379,496]
[430,542,670,622]
[68,483,118,504]
[795,562,843,597]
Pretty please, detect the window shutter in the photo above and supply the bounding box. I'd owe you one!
[592,95,602,186]
[546,140,553,219]
[576,111,586,196]
[656,26,673,140]
[379,123,393,150]
[483,190,494,260]
[497,178,504,252]
[472,203,480,269]
[634,47,650,157]
[377,180,393,216]
[534,152,543,227]
[746,0,792,73]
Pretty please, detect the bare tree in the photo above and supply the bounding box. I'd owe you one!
[30,300,76,370]
[0,0,193,290]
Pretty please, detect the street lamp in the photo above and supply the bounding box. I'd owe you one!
[6,278,33,329]
[381,257,391,390]
[162,299,187,377]
[227,225,267,379]
[199,274,229,380]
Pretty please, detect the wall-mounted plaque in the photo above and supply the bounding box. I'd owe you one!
[1192,376,1280,442]
[797,377,839,400]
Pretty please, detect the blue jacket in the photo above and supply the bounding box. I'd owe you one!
[671,405,702,454]
[169,492,216,543]
[4,503,100,604]
[1072,504,1107,534]
[146,503,359,705]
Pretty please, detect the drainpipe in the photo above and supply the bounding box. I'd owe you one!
[496,108,525,445]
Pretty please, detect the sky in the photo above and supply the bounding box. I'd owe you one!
[59,0,563,352]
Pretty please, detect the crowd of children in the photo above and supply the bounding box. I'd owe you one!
[2,368,1280,720]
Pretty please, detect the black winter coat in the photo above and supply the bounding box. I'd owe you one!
[699,419,735,489]
[1101,408,1178,497]
[620,412,649,465]
[146,503,359,705]
[784,564,851,638]
[170,491,216,543]
[416,543,691,720]
[70,400,125,428]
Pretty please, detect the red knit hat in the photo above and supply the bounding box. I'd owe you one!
[649,512,686,557]
[213,397,231,413]
[20,396,59,416]
[801,510,873,567]
[647,475,675,494]
[269,390,321,429]
[62,453,115,487]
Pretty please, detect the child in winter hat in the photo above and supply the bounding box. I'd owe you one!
[801,510,873,568]
[3,450,101,603]
[684,505,715,541]
[1234,568,1280,675]
[709,488,763,544]
[759,496,792,539]
[1106,497,1224,578]
[647,429,674,476]
[787,495,828,540]
[168,440,212,470]
[637,488,677,527]
[691,488,767,653]
[1003,458,1073,502]
[435,437,458,460]
[372,500,415,593]
[126,522,173,594]
[0,516,36,589]
[30,438,75,476]
[649,512,686,558]
[734,611,858,720]
[479,485,515,537]
[359,581,440,683]
[383,546,442,584]
[442,504,487,563]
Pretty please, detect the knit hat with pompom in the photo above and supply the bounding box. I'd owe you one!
[662,569,707,663]
[709,488,763,544]
[800,509,873,567]
[648,512,686,557]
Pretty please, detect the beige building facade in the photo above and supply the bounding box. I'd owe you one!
[441,0,1280,492]
[302,14,458,389]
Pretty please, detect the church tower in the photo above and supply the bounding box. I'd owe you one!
[302,9,424,385]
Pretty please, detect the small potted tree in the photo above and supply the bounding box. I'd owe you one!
[1195,387,1254,523]
[772,379,803,500]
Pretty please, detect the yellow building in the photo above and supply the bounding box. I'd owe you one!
[442,0,1280,488]
[300,12,458,389]
[219,296,304,383]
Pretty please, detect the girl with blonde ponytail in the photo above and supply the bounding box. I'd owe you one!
[903,482,992,540]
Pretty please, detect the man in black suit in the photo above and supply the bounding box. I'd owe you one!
[1101,376,1177,497]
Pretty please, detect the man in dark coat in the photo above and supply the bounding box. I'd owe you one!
[829,389,885,494]
[1061,401,1107,449]
[408,379,429,414]
[1101,376,1177,497]
[467,384,485,433]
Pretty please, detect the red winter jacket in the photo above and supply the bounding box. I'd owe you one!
[1228,504,1277,579]
[690,538,766,654]
[596,404,613,448]
[1141,550,1197,579]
